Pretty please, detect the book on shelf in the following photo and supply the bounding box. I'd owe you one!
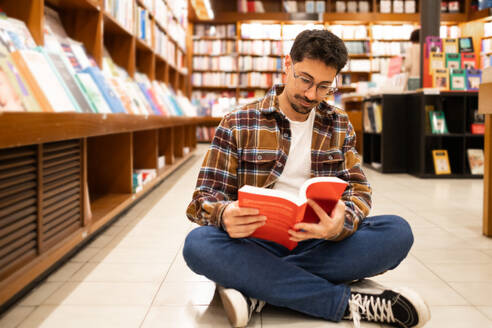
[443,38,459,53]
[11,49,77,113]
[43,50,93,113]
[75,72,113,114]
[459,37,474,53]
[432,149,451,175]
[425,36,443,57]
[467,149,484,175]
[0,61,26,112]
[430,52,445,70]
[445,53,461,70]
[450,68,466,90]
[432,68,449,90]
[461,53,476,70]
[471,109,485,134]
[466,69,482,90]
[429,110,449,134]
[238,177,348,250]
[82,66,127,114]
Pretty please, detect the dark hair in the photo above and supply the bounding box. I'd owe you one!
[290,29,348,72]
[410,29,420,43]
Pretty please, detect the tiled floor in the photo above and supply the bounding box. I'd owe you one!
[1,144,492,327]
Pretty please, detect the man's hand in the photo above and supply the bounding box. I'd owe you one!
[288,199,346,242]
[222,201,266,238]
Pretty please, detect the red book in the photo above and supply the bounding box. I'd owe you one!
[238,177,348,250]
[471,123,485,134]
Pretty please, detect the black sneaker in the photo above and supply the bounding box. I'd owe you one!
[344,279,431,328]
[216,284,266,327]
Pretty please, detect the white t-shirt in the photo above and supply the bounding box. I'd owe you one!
[272,109,316,197]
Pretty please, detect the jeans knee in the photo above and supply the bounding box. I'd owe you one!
[183,226,211,269]
[388,215,414,254]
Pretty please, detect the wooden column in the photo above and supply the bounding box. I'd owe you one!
[484,114,492,236]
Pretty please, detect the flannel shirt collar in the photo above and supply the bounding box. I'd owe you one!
[259,84,335,117]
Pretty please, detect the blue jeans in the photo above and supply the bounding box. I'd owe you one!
[183,215,413,322]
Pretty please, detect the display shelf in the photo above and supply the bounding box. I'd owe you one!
[408,91,484,178]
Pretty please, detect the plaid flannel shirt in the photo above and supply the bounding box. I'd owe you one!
[186,84,372,241]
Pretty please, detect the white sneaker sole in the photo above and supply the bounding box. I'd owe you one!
[394,287,431,328]
[217,286,249,327]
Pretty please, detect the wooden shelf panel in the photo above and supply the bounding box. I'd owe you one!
[46,0,100,10]
[0,113,197,149]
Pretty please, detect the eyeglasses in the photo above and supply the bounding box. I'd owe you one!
[291,66,338,98]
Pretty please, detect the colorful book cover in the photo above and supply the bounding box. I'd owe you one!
[425,36,442,59]
[82,66,126,114]
[443,38,459,53]
[467,149,484,175]
[466,69,482,90]
[429,110,449,134]
[432,68,449,90]
[0,64,26,111]
[449,68,466,90]
[40,49,84,113]
[137,83,161,115]
[432,149,451,175]
[458,37,474,53]
[75,72,112,114]
[445,53,461,70]
[430,52,445,71]
[0,43,41,112]
[461,53,476,69]
[11,50,55,112]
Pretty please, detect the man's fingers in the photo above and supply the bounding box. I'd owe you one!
[288,229,318,240]
[226,215,266,226]
[307,199,330,221]
[231,206,260,217]
[228,221,265,238]
[331,200,346,221]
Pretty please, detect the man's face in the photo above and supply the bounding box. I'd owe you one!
[283,55,338,115]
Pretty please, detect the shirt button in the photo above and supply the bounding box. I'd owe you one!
[283,133,289,138]
[257,155,262,160]
[328,155,333,160]
[278,162,283,167]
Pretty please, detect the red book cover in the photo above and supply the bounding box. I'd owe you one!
[471,123,485,134]
[238,177,348,250]
[461,53,476,70]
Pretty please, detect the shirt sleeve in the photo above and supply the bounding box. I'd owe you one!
[186,114,239,227]
[335,120,372,241]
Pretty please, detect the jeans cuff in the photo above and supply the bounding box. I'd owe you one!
[333,284,351,321]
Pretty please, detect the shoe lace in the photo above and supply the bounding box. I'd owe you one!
[348,293,395,328]
[248,298,266,320]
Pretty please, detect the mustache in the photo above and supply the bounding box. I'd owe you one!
[294,95,316,105]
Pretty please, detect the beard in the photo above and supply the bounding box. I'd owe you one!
[289,94,318,115]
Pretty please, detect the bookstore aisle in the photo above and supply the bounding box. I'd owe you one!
[0,144,490,328]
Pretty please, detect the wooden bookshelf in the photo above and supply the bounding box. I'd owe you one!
[0,0,199,312]
[0,112,201,311]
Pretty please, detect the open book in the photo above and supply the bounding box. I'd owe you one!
[238,177,348,250]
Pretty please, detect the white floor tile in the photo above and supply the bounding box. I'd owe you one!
[153,281,217,306]
[448,282,492,306]
[43,282,159,306]
[0,306,35,328]
[17,305,148,328]
[142,305,261,328]
[424,306,492,328]
[70,262,170,283]
[19,282,64,306]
